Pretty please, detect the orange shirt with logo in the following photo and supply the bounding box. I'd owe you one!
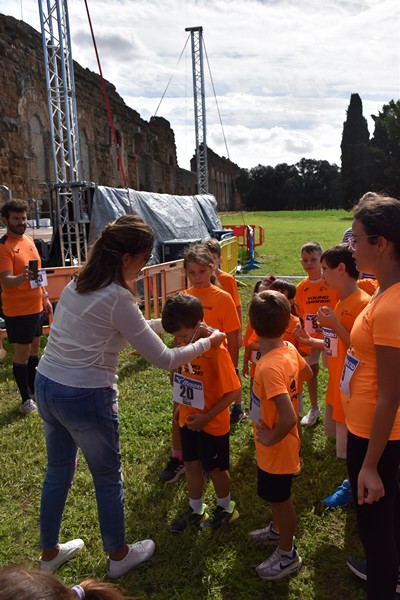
[341,283,400,440]
[182,285,241,334]
[325,288,370,423]
[296,277,339,339]
[0,234,42,316]
[253,342,307,474]
[177,344,241,436]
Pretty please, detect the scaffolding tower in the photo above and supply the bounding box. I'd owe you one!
[38,0,92,265]
[185,26,208,194]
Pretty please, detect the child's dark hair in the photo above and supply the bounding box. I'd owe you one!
[269,278,301,319]
[353,194,400,260]
[0,566,131,599]
[321,244,359,279]
[162,293,204,334]
[301,241,323,255]
[249,290,291,338]
[203,238,221,258]
[182,244,214,269]
[252,275,276,295]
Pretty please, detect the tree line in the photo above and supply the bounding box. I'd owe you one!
[234,96,400,211]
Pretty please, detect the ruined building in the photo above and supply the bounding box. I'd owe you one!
[0,13,241,212]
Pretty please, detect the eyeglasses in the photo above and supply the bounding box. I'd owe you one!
[348,235,379,252]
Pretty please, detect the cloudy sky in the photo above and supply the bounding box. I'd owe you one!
[3,0,400,171]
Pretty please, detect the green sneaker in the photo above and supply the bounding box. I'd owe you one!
[200,501,239,530]
[170,505,208,533]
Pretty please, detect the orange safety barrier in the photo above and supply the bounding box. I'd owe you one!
[223,224,264,248]
[139,259,187,320]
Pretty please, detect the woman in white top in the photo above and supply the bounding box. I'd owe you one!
[35,215,225,579]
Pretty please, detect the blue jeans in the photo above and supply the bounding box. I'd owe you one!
[35,372,125,553]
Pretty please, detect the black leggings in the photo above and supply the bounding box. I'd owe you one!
[347,432,400,600]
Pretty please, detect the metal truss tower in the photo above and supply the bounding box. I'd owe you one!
[38,0,91,265]
[185,26,208,194]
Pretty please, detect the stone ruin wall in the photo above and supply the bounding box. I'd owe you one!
[0,14,241,214]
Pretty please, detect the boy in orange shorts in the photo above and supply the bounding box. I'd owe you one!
[161,293,241,532]
[248,290,312,581]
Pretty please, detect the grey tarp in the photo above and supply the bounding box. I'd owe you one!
[89,186,222,265]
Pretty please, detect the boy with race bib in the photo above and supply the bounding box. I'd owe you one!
[247,290,312,581]
[161,293,241,532]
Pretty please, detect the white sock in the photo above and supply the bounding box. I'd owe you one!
[189,498,204,514]
[279,546,295,558]
[216,494,231,511]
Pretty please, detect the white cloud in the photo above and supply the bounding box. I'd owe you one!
[3,0,399,170]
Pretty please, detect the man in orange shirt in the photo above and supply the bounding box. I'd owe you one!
[161,293,241,532]
[248,289,312,581]
[0,200,52,413]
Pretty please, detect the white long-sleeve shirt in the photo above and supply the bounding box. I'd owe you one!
[38,280,211,388]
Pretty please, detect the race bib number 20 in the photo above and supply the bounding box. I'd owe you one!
[173,373,205,410]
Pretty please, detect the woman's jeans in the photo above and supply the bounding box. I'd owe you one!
[35,372,125,553]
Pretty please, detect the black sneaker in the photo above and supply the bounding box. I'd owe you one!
[170,506,208,533]
[347,557,400,594]
[200,501,239,530]
[230,404,245,424]
[159,457,185,484]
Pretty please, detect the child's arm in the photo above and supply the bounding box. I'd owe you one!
[185,388,241,432]
[293,324,324,350]
[299,363,313,387]
[242,346,251,378]
[226,330,240,369]
[255,393,297,447]
[317,306,351,348]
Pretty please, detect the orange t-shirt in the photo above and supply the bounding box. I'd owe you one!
[182,285,241,333]
[246,314,309,379]
[0,234,43,316]
[324,288,370,423]
[341,282,400,439]
[216,270,241,308]
[177,344,241,436]
[296,277,339,339]
[357,278,379,297]
[252,342,307,474]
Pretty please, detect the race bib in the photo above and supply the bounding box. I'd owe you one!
[248,389,261,423]
[305,313,322,334]
[340,351,360,396]
[322,327,338,358]
[173,372,204,410]
[251,349,261,364]
[29,268,48,289]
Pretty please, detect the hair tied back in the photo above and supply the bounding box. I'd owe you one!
[71,585,85,599]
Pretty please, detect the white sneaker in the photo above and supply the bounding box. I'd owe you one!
[249,522,280,544]
[107,540,155,579]
[300,407,321,426]
[39,539,84,573]
[19,399,38,414]
[256,547,302,580]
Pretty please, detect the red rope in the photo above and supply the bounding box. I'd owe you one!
[84,0,128,189]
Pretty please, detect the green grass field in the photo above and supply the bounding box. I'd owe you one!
[0,210,367,599]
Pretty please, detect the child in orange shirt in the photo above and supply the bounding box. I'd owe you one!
[248,290,312,581]
[161,293,241,532]
[296,241,339,426]
[159,244,241,484]
[295,244,371,507]
[204,238,244,423]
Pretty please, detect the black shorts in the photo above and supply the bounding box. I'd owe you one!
[180,425,230,473]
[4,312,43,344]
[257,467,293,503]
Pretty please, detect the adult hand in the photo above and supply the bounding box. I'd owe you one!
[208,329,226,348]
[357,465,385,504]
[185,413,208,431]
[192,322,214,341]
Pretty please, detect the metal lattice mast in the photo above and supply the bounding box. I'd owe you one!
[185,26,208,194]
[38,0,89,265]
